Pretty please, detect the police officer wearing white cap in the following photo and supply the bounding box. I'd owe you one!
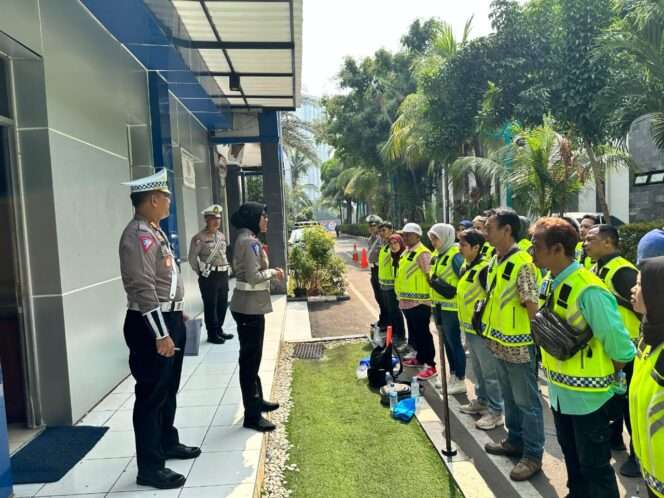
[188,204,233,344]
[119,169,200,490]
[366,214,388,330]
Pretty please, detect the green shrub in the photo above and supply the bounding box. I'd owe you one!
[288,226,346,296]
[619,220,664,264]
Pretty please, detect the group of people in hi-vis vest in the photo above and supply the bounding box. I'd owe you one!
[363,209,664,498]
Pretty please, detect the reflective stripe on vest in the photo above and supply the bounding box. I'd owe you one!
[594,256,641,341]
[429,246,460,309]
[457,259,488,336]
[395,244,431,303]
[630,342,664,498]
[377,245,395,288]
[540,267,616,393]
[485,250,535,348]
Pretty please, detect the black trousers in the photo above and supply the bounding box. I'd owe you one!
[610,359,634,447]
[402,305,435,367]
[380,288,405,340]
[198,270,229,338]
[123,310,185,474]
[370,266,389,327]
[552,398,620,498]
[231,311,265,421]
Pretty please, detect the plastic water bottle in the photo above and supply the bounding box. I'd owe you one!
[385,372,393,386]
[389,388,398,413]
[411,377,420,406]
[615,371,627,396]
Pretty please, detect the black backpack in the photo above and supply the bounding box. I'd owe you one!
[367,341,403,389]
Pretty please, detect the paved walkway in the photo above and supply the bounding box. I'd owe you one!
[12,294,286,498]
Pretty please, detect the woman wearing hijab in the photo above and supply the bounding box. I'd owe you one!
[630,257,664,498]
[380,233,407,345]
[230,202,285,432]
[427,223,466,392]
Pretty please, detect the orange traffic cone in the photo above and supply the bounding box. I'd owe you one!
[352,243,358,262]
[360,248,369,268]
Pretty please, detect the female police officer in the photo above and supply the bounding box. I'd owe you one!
[230,202,284,432]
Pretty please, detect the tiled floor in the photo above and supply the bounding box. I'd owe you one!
[13,296,286,498]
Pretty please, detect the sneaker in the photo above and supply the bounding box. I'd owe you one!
[402,358,423,367]
[460,399,489,415]
[447,375,467,395]
[485,439,523,457]
[510,458,542,481]
[476,413,505,430]
[416,366,438,381]
[402,350,417,360]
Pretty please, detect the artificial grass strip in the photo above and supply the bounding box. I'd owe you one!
[285,342,462,498]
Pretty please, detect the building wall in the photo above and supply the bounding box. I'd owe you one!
[1,0,215,424]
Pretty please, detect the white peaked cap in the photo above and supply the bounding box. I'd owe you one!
[401,223,422,236]
[202,204,223,218]
[122,169,170,194]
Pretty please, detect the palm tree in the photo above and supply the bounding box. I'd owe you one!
[604,0,664,148]
[280,112,321,166]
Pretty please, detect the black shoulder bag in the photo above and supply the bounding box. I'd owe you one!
[530,283,593,361]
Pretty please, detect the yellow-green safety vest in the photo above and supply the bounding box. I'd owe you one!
[395,244,431,303]
[429,246,460,310]
[518,239,532,253]
[630,341,664,498]
[480,242,495,259]
[377,244,395,288]
[593,256,641,341]
[540,267,617,393]
[485,249,538,348]
[575,241,593,270]
[457,258,489,335]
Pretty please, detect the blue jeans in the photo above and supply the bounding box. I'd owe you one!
[466,333,503,415]
[434,308,466,379]
[494,346,544,461]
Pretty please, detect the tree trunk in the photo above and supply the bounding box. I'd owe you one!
[583,138,610,221]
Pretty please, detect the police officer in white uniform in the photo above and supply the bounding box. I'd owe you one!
[188,204,233,344]
[230,202,284,432]
[119,170,200,490]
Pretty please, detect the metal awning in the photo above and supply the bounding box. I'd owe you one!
[172,0,302,111]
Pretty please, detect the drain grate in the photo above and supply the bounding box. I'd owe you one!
[293,342,324,359]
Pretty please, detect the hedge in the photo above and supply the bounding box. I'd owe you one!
[619,220,664,264]
[340,220,664,264]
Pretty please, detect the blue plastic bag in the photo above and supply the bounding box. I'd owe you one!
[392,397,416,422]
[359,356,400,368]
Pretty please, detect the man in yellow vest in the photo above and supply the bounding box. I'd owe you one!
[482,208,544,481]
[584,224,641,477]
[377,222,405,345]
[531,217,636,498]
[396,223,437,381]
[577,214,599,269]
[473,214,495,259]
[629,257,664,498]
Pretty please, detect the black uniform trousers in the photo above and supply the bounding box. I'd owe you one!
[370,265,389,327]
[123,310,185,475]
[380,288,405,340]
[231,311,265,421]
[198,270,229,338]
[402,304,435,367]
[552,397,621,498]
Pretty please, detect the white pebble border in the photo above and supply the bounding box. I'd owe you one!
[261,338,367,498]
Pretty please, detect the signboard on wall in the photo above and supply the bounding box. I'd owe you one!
[182,150,196,189]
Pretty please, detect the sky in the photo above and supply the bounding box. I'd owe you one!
[302,0,501,97]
